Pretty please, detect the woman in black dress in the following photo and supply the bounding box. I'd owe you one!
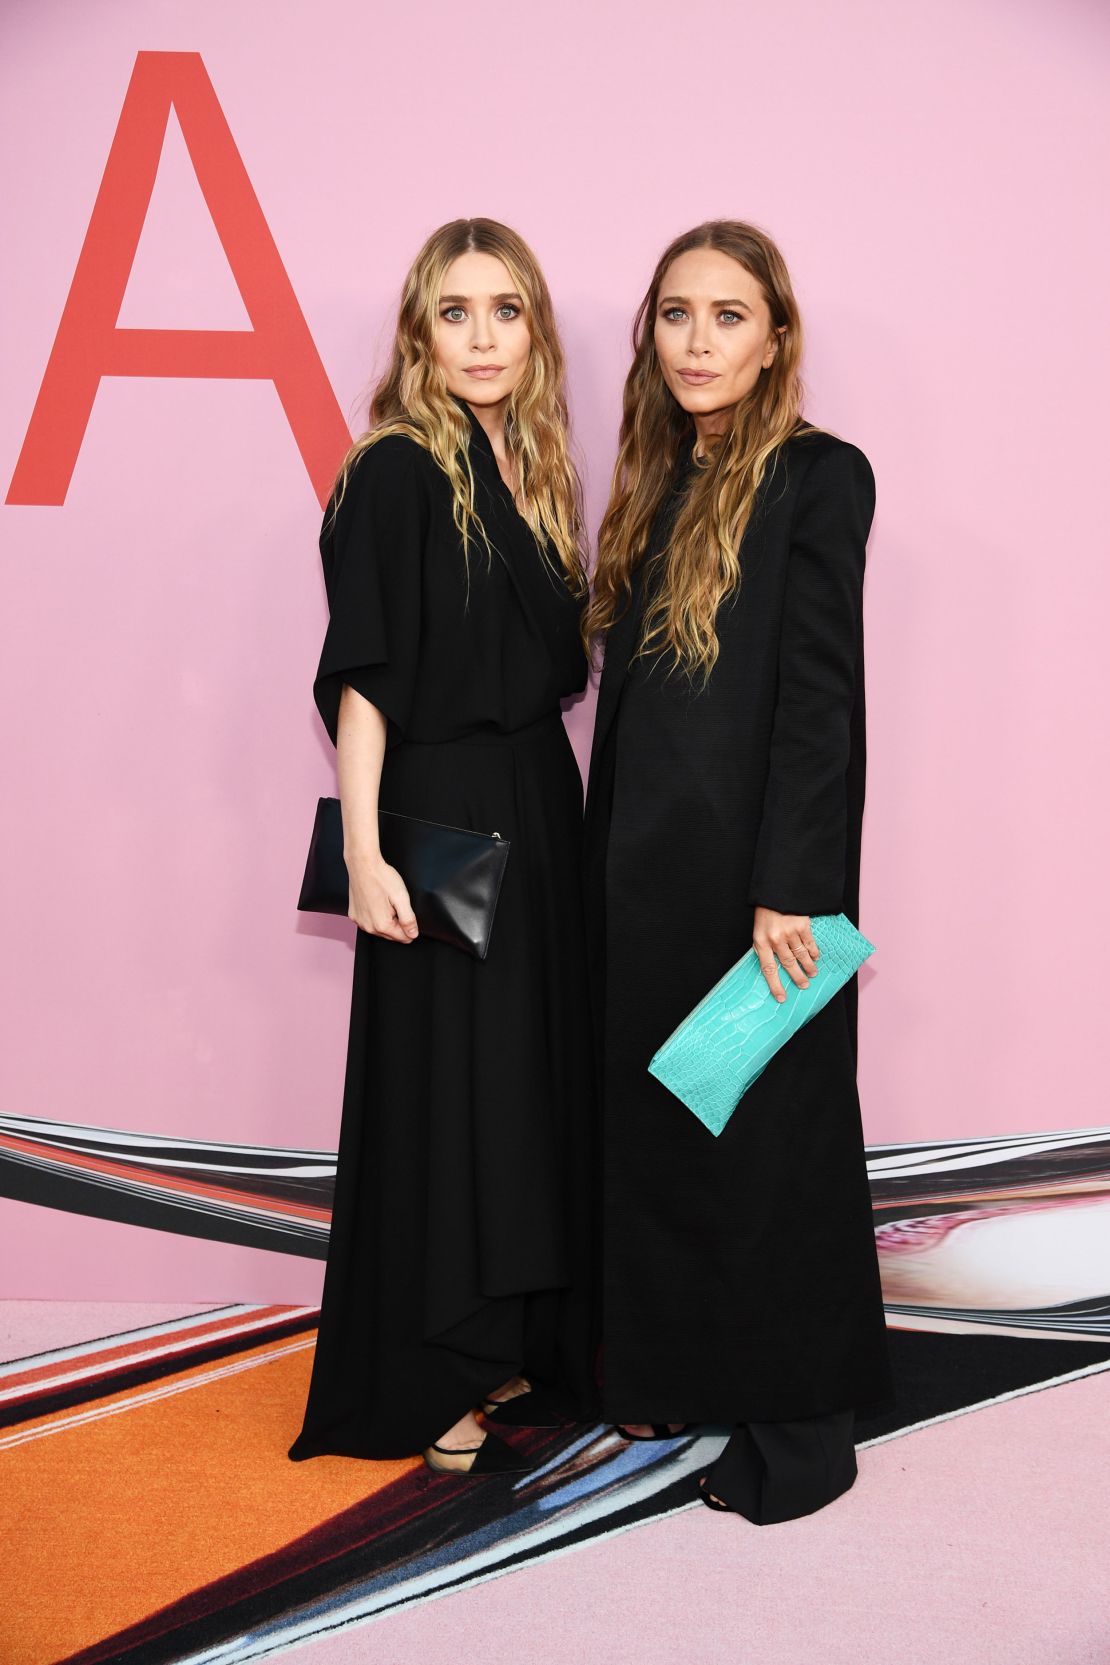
[289,219,598,1478]
[583,221,892,1523]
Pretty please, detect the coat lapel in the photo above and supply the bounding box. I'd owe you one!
[584,451,697,811]
[587,573,645,776]
[455,396,584,690]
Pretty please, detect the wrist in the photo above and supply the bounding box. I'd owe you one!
[344,839,383,866]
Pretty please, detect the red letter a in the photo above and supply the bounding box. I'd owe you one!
[6,52,349,508]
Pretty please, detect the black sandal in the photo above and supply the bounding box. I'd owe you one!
[482,1383,569,1428]
[697,1473,734,1511]
[422,1430,537,1477]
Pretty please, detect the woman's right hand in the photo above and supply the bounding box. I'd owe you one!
[346,852,419,944]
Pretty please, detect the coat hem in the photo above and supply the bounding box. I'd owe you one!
[602,1384,894,1427]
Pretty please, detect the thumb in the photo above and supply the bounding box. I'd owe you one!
[391,888,419,937]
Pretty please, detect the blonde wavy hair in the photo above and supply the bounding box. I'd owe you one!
[584,220,818,678]
[332,218,585,592]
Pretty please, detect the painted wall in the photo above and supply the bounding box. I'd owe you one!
[2,0,1108,1299]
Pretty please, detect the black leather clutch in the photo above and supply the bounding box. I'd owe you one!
[297,797,510,961]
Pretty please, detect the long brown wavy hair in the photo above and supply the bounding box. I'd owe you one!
[584,220,817,677]
[331,218,585,591]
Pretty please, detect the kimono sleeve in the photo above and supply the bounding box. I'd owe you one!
[312,436,428,748]
[747,439,875,917]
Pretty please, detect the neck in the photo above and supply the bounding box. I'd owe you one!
[691,406,735,459]
[465,396,510,459]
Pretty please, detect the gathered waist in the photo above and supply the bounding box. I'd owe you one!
[397,712,566,751]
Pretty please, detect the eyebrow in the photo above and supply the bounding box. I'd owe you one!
[439,291,524,304]
[659,295,752,309]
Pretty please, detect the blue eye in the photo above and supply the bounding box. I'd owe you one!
[660,306,686,323]
[441,306,466,322]
[497,303,521,320]
[719,310,743,325]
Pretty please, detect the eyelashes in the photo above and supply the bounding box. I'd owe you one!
[659,306,745,326]
[440,304,522,324]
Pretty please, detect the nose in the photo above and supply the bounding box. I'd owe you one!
[470,315,495,352]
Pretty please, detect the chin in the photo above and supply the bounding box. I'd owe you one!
[452,379,516,407]
[665,380,730,418]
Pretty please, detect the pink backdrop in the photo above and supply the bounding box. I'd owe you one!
[2,0,1108,1300]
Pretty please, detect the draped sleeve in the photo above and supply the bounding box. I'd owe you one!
[312,435,429,748]
[747,438,875,916]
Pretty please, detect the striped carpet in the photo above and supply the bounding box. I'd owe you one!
[4,1303,1109,1664]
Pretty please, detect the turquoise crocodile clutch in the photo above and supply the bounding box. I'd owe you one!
[648,912,876,1136]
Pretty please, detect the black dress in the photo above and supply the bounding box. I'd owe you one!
[289,399,598,1461]
[584,428,892,1518]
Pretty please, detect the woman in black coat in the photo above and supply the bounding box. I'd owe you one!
[583,221,892,1524]
[289,219,598,1478]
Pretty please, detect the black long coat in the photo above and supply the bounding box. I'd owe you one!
[290,398,598,1461]
[583,427,892,1425]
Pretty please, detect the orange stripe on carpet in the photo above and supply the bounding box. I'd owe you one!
[0,1332,417,1665]
[0,1306,311,1395]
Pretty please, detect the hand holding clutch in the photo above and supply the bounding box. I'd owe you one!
[297,797,510,961]
[648,912,876,1136]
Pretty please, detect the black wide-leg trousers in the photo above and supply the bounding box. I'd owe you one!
[701,1409,858,1525]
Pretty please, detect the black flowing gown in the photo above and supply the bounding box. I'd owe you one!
[290,400,598,1461]
[584,428,892,1442]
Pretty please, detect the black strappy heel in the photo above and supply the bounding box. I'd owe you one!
[422,1430,537,1477]
[482,1381,569,1428]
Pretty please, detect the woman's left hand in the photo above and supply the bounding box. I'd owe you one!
[753,908,820,1002]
